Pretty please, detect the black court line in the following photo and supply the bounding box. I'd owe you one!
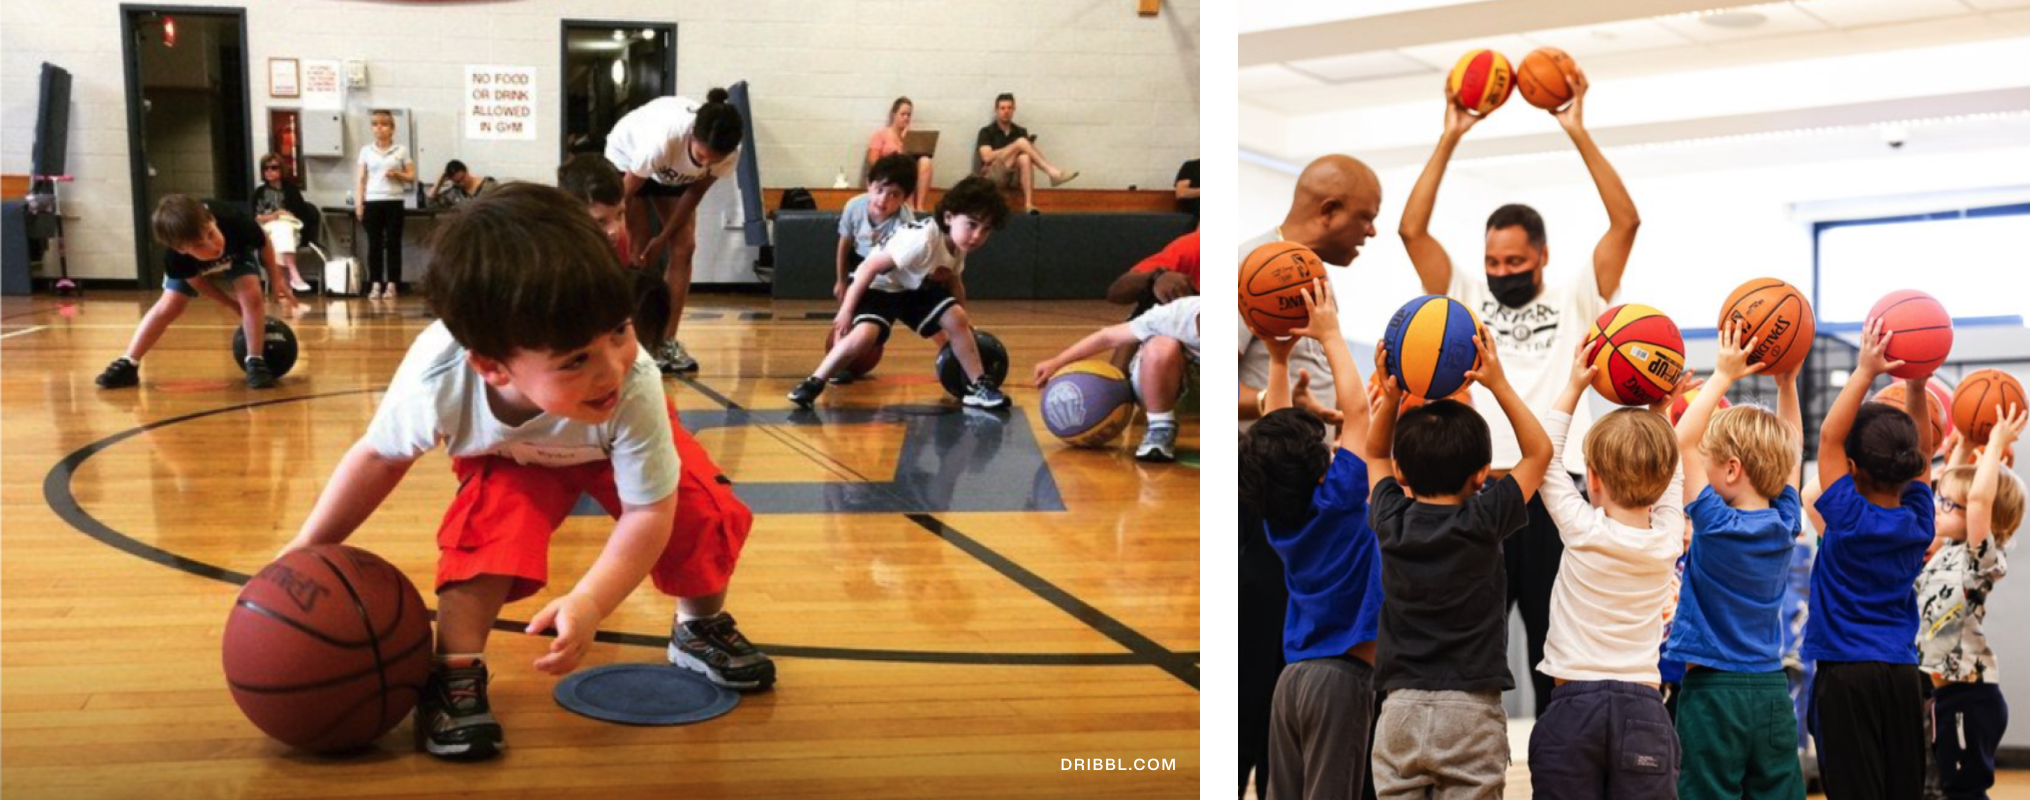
[44,390,1198,677]
[674,374,1200,689]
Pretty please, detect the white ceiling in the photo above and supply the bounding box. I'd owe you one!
[1240,0,2030,171]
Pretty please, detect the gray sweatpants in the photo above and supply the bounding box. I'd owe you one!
[1268,656,1376,800]
[1372,688,1510,800]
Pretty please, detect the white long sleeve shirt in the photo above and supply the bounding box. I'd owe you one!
[1537,409,1686,683]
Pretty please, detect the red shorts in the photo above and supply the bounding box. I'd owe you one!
[434,403,753,602]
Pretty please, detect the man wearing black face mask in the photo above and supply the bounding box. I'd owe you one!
[1398,70,1640,720]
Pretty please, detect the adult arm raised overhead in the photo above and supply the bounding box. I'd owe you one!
[1550,72,1640,302]
[1398,89,1483,296]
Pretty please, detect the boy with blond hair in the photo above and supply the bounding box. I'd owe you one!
[1668,322,1806,800]
[1527,342,1688,798]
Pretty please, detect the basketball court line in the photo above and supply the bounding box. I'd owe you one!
[0,325,48,339]
[42,389,1198,684]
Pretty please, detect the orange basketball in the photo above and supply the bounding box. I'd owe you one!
[1952,369,2027,445]
[1585,304,1686,406]
[1239,241,1328,340]
[1668,386,1730,426]
[1867,290,1953,379]
[1517,47,1581,110]
[1448,49,1515,117]
[1872,378,1953,457]
[1718,278,1816,374]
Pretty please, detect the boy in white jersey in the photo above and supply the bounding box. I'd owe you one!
[790,176,1012,409]
[1033,295,1201,462]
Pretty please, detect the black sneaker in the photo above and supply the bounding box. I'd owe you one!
[787,377,825,408]
[96,358,139,389]
[244,357,277,389]
[669,613,776,691]
[415,661,504,761]
[962,379,1009,409]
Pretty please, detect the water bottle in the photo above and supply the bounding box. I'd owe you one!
[833,167,849,189]
[344,189,355,206]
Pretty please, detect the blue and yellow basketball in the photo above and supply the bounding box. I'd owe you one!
[1041,360,1136,448]
[1383,295,1482,400]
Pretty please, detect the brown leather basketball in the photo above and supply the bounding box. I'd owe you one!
[222,545,432,753]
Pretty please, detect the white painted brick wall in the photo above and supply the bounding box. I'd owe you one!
[2,0,1200,281]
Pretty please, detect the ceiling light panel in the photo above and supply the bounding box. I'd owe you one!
[1285,50,1437,83]
[1396,34,1544,71]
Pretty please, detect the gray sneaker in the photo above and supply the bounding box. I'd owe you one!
[669,613,776,690]
[1135,420,1178,462]
[667,340,699,373]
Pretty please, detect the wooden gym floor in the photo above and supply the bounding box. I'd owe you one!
[0,291,1199,798]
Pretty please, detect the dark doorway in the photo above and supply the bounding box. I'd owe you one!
[560,21,676,162]
[121,5,252,285]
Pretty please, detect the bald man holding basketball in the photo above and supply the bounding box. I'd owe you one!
[1398,71,1639,718]
[1236,152,1382,800]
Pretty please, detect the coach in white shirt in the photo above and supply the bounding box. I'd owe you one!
[1397,72,1641,718]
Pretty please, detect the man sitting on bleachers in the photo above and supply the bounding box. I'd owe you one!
[974,93,1078,215]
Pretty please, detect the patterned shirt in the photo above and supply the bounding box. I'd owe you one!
[1916,538,2009,682]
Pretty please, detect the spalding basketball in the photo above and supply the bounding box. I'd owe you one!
[1668,386,1731,426]
[1041,360,1136,447]
[1586,304,1686,406]
[1383,295,1482,400]
[223,545,432,753]
[1448,49,1515,116]
[1952,369,2027,445]
[1517,47,1581,110]
[1867,290,1953,379]
[1719,278,1815,375]
[1873,378,1954,456]
[826,326,883,379]
[1239,241,1327,340]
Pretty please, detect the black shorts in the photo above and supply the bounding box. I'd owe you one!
[636,179,700,199]
[851,284,957,341]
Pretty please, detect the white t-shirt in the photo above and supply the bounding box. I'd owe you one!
[869,219,960,293]
[1237,228,1351,434]
[604,96,740,188]
[1535,410,1686,683]
[1131,295,1201,361]
[838,194,915,259]
[364,322,679,506]
[1449,264,1609,474]
[357,143,411,202]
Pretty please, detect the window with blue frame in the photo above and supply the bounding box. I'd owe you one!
[1813,202,2030,324]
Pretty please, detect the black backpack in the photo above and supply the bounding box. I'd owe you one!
[778,187,817,212]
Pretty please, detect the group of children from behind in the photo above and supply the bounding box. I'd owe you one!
[1242,282,2026,800]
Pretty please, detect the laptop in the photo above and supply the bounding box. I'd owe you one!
[903,130,939,158]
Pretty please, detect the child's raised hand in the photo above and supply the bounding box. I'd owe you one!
[1856,317,1905,377]
[1286,280,1339,343]
[1461,327,1506,390]
[1373,343,1405,404]
[1654,370,1701,416]
[1991,404,2027,450]
[1713,321,1767,381]
[528,593,603,676]
[1291,369,1345,426]
[1262,330,1300,363]
[1568,339,1599,390]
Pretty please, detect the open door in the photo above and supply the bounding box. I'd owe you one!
[560,20,676,161]
[120,6,252,285]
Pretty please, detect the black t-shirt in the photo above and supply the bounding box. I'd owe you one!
[163,202,266,280]
[1175,159,1199,217]
[1366,475,1530,692]
[975,122,1030,171]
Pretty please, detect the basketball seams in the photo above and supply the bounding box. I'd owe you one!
[1243,246,1316,297]
[307,548,395,746]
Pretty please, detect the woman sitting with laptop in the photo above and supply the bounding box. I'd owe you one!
[867,96,934,212]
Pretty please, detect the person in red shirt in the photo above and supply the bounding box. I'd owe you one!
[1104,229,1199,368]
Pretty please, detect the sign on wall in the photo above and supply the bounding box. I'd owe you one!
[465,65,537,141]
[300,59,343,109]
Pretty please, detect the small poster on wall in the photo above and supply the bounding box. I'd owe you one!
[301,59,343,110]
[269,58,299,98]
[465,65,537,141]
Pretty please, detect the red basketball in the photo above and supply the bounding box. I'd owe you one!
[1668,386,1730,426]
[1872,378,1953,457]
[1239,241,1328,340]
[827,326,883,378]
[1952,369,2027,445]
[223,545,432,753]
[1448,49,1515,116]
[1867,290,1953,379]
[1718,278,1815,375]
[1585,304,1686,406]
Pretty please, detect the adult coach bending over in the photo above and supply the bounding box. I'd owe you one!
[1397,71,1639,718]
